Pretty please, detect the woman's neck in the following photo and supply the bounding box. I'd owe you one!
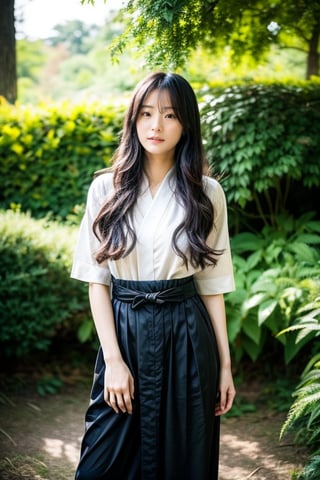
[143,156,174,197]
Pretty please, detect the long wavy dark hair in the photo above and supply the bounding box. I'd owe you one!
[93,72,222,269]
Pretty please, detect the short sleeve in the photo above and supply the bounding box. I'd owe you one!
[193,177,235,295]
[70,173,113,285]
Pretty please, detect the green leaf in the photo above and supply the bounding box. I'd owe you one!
[243,292,266,312]
[242,316,261,345]
[246,250,262,270]
[241,335,262,361]
[295,233,320,245]
[289,242,317,262]
[227,315,242,342]
[258,299,278,325]
[230,233,263,254]
[77,320,93,343]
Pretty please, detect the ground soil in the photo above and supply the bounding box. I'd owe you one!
[0,362,308,480]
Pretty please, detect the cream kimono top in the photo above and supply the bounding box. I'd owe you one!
[71,167,235,295]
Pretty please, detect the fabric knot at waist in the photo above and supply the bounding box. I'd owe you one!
[112,276,197,310]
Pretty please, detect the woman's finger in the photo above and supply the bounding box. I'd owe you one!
[116,394,127,414]
[123,392,133,415]
[108,392,119,414]
[215,387,236,416]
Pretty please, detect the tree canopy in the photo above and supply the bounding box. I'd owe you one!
[84,0,320,78]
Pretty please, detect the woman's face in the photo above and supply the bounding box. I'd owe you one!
[136,88,183,163]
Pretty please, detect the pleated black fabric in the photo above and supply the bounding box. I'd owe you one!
[75,276,220,480]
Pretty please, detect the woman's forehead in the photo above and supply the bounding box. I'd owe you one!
[142,88,173,108]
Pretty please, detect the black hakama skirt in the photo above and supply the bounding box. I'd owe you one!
[75,276,220,480]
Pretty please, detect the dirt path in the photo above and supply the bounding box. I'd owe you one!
[0,378,307,480]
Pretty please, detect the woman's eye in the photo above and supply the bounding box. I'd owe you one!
[165,113,176,119]
[141,111,151,117]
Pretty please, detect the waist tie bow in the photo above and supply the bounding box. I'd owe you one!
[112,282,196,310]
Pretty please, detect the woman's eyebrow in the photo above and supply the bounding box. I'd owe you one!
[141,104,174,110]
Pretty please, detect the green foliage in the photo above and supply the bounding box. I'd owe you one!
[226,213,320,362]
[36,377,63,396]
[109,0,207,68]
[281,354,320,442]
[260,378,297,413]
[16,20,306,105]
[3,82,319,224]
[47,20,100,55]
[293,455,320,480]
[223,396,256,418]
[278,290,320,479]
[277,297,320,352]
[16,20,146,104]
[0,210,90,358]
[0,101,124,219]
[182,44,306,86]
[86,0,320,77]
[200,81,320,227]
[279,295,320,436]
[16,39,46,81]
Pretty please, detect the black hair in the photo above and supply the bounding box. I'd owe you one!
[93,72,222,269]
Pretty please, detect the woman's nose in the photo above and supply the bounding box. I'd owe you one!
[152,115,162,131]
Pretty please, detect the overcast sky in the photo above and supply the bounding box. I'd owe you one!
[15,0,124,39]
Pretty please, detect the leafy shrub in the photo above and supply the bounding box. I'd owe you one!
[281,353,320,448]
[200,81,320,228]
[279,295,320,447]
[0,209,90,358]
[0,101,124,220]
[226,213,320,362]
[1,82,320,227]
[279,308,320,480]
[293,456,320,480]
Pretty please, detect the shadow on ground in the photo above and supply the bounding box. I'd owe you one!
[0,378,307,480]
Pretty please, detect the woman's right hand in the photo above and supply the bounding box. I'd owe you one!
[104,358,135,415]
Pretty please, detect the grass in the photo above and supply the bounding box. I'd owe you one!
[0,455,50,480]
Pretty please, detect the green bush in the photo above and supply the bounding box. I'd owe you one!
[226,213,320,362]
[0,101,124,220]
[0,209,90,358]
[293,456,320,480]
[200,81,320,229]
[279,294,320,427]
[1,81,320,227]
[279,309,320,480]
[281,354,320,450]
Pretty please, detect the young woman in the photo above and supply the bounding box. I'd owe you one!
[71,72,236,480]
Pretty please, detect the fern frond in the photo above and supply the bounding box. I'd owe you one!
[302,354,320,376]
[297,455,320,480]
[299,266,320,279]
[297,297,320,314]
[293,385,320,403]
[308,426,320,445]
[281,386,320,438]
[277,318,320,338]
[308,408,320,428]
[297,310,320,323]
[298,370,320,386]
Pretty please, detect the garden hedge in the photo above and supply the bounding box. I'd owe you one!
[200,80,320,230]
[0,101,124,220]
[0,210,90,358]
[1,81,320,226]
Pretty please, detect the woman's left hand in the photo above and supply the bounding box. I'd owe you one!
[215,365,236,416]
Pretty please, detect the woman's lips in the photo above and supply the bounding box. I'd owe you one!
[147,137,164,143]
